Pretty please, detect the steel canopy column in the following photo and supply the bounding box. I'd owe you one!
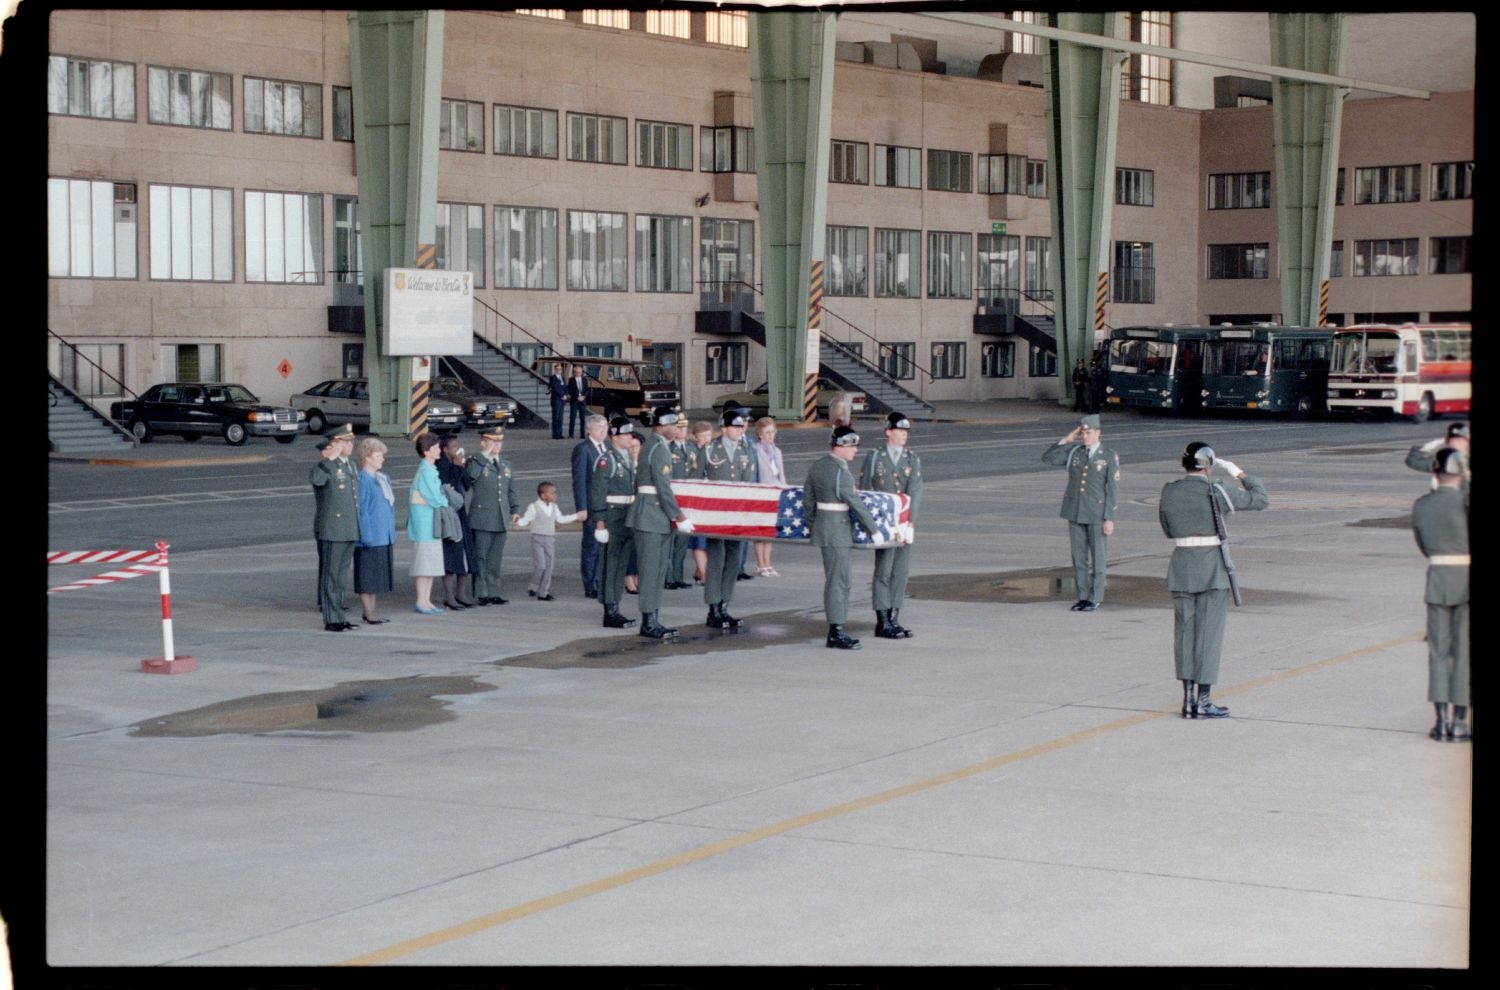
[1043,12,1125,406]
[348,10,444,435]
[749,11,837,423]
[1270,13,1346,327]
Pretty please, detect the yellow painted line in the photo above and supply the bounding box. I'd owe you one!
[65,455,272,468]
[339,633,1420,966]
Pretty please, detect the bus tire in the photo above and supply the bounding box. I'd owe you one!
[1410,392,1434,423]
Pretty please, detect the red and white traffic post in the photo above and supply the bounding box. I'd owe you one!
[139,541,196,674]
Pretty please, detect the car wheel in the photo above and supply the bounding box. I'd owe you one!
[223,422,248,446]
[1410,392,1434,423]
[275,435,297,445]
[305,409,327,434]
[129,418,153,443]
[181,433,203,443]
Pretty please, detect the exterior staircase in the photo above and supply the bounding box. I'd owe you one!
[48,375,135,453]
[1012,312,1057,353]
[444,337,552,430]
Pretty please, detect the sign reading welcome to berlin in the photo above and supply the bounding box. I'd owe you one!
[383,268,475,356]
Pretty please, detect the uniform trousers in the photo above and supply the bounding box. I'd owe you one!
[317,539,355,625]
[1172,589,1229,684]
[634,530,672,613]
[1067,521,1108,603]
[528,534,557,597]
[472,530,507,598]
[579,526,601,595]
[599,521,634,607]
[1426,601,1470,705]
[669,533,689,585]
[871,544,912,611]
[704,538,742,606]
[820,546,853,625]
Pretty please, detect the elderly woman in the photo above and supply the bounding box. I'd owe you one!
[353,437,396,624]
[408,432,450,614]
[751,416,786,576]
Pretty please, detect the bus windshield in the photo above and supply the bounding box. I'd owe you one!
[1205,342,1267,377]
[1333,333,1399,374]
[1109,339,1174,375]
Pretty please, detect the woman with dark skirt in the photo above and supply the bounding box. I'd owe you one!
[353,437,396,624]
[437,433,480,609]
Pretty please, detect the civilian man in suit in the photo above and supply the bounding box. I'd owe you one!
[571,414,610,598]
[566,364,592,439]
[1412,447,1470,741]
[309,425,359,631]
[547,362,568,440]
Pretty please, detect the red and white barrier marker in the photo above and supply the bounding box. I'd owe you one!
[139,541,196,674]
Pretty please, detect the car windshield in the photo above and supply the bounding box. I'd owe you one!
[204,385,259,403]
[635,364,672,385]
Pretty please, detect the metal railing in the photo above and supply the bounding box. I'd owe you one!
[471,295,567,369]
[819,305,938,385]
[48,329,137,401]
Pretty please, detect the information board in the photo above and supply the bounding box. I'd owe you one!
[383,268,474,356]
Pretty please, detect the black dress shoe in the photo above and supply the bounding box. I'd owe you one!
[537,594,555,601]
[444,600,467,610]
[737,572,754,581]
[1077,601,1099,612]
[362,615,390,625]
[457,598,480,607]
[488,596,508,605]
[584,589,599,599]
[1070,600,1088,611]
[340,622,359,630]
[324,622,347,632]
[528,590,537,597]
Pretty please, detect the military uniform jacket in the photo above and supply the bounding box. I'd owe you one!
[671,440,702,481]
[627,432,684,534]
[1412,486,1469,605]
[804,455,881,548]
[1405,442,1471,499]
[858,443,922,524]
[309,457,360,542]
[590,446,636,530]
[1158,473,1269,592]
[1042,441,1120,523]
[704,436,757,483]
[464,452,519,531]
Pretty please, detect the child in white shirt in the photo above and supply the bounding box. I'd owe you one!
[515,481,583,600]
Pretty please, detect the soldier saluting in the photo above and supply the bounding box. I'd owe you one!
[859,410,922,638]
[465,427,521,605]
[1041,413,1120,611]
[804,425,895,650]
[1411,446,1470,742]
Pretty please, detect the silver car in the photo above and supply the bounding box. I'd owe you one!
[291,378,464,434]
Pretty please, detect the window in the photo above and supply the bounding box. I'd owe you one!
[48,55,134,120]
[568,112,628,164]
[244,191,323,284]
[1329,240,1343,278]
[981,341,1016,378]
[332,86,353,141]
[700,217,754,301]
[160,343,222,382]
[147,65,231,129]
[515,9,565,18]
[496,105,558,158]
[927,150,973,193]
[874,228,919,298]
[636,214,693,292]
[582,10,630,30]
[1113,241,1154,303]
[436,202,485,287]
[244,77,322,138]
[1429,237,1471,275]
[830,140,868,184]
[48,179,137,279]
[1006,11,1040,54]
[978,154,1025,195]
[567,210,628,290]
[439,98,484,152]
[926,231,971,299]
[1208,172,1271,209]
[637,120,694,170]
[1207,243,1270,280]
[701,126,754,173]
[495,205,558,289]
[706,342,749,384]
[1025,236,1051,299]
[1125,12,1172,106]
[1029,344,1056,378]
[148,184,232,281]
[1355,165,1422,204]
[931,342,967,379]
[646,10,690,39]
[1431,161,1473,201]
[977,233,1020,303]
[58,342,126,398]
[825,225,868,297]
[879,343,916,381]
[1353,238,1419,277]
[706,10,749,47]
[1335,168,1345,206]
[874,144,920,188]
[1116,167,1154,206]
[333,196,361,285]
[1027,159,1047,198]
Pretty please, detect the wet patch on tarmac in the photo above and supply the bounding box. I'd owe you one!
[498,610,830,669]
[1348,514,1413,529]
[132,675,494,737]
[1311,447,1405,456]
[906,567,1319,606]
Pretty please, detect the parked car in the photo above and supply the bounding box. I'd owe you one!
[111,382,306,446]
[290,378,465,434]
[711,378,868,420]
[429,375,518,428]
[531,357,680,420]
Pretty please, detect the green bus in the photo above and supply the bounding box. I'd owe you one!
[1199,325,1333,415]
[1104,326,1210,412]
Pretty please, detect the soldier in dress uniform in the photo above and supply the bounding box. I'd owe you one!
[702,406,758,631]
[666,416,699,589]
[1041,413,1120,611]
[859,410,923,638]
[1158,442,1269,719]
[591,417,638,629]
[804,425,893,650]
[1406,421,1470,499]
[1412,446,1471,742]
[627,408,695,639]
[310,424,359,631]
[464,427,521,605]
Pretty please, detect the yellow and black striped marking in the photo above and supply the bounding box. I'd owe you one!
[409,379,430,438]
[1094,271,1109,332]
[1319,278,1330,326]
[416,243,437,270]
[805,260,824,423]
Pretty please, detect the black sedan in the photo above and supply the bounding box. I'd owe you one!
[111,383,307,446]
[430,376,518,428]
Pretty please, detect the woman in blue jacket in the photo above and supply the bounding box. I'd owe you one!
[408,432,449,614]
[353,437,396,623]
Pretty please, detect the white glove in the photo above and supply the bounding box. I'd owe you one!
[676,517,695,534]
[870,530,888,546]
[900,523,915,546]
[1421,438,1444,453]
[594,526,609,544]
[1215,458,1241,478]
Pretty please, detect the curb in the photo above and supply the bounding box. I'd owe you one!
[50,453,272,468]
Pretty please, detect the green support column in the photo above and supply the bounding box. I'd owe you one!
[749,11,837,423]
[1043,12,1125,405]
[1270,13,1346,327]
[348,10,444,436]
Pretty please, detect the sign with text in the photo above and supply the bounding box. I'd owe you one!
[992,222,1007,235]
[383,268,474,356]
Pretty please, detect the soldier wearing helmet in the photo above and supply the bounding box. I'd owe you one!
[1411,445,1471,742]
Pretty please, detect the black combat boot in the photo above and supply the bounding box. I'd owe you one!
[887,608,913,638]
[603,604,636,629]
[1451,705,1472,742]
[1429,702,1449,740]
[1181,680,1198,719]
[1194,683,1229,718]
[718,605,743,631]
[874,610,893,637]
[639,610,678,639]
[826,625,861,650]
[706,603,727,629]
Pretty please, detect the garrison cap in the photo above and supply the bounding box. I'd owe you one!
[721,407,749,428]
[831,425,861,447]
[608,417,635,436]
[885,411,912,431]
[1434,446,1466,476]
[1447,422,1469,439]
[1079,414,1101,431]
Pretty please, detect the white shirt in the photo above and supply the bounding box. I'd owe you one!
[515,499,581,536]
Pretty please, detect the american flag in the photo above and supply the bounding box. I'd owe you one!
[671,480,910,546]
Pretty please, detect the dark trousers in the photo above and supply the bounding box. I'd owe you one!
[580,524,601,594]
[317,539,355,625]
[550,396,565,438]
[568,399,587,437]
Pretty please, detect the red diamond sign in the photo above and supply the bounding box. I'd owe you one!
[277,358,293,379]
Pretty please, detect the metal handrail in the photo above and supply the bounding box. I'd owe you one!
[48,329,137,400]
[818,305,938,384]
[471,295,566,364]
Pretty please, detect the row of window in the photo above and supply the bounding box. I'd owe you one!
[1204,237,1471,280]
[707,339,1048,385]
[517,8,749,47]
[1203,163,1475,211]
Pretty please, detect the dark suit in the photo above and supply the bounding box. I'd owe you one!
[572,436,607,595]
[566,375,591,437]
[548,374,567,439]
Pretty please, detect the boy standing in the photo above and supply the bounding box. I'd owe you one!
[515,481,584,601]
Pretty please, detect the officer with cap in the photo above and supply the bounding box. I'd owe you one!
[805,425,894,649]
[1406,421,1470,498]
[1159,441,1268,718]
[627,407,695,639]
[859,410,923,638]
[702,405,758,630]
[1412,446,1471,741]
[666,414,700,589]
[310,425,359,630]
[591,417,639,629]
[1041,413,1120,611]
[465,426,521,605]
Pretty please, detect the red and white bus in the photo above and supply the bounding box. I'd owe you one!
[1326,323,1471,422]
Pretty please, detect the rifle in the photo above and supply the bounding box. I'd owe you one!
[1209,482,1242,606]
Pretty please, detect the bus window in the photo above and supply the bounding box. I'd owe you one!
[1206,342,1267,376]
[1299,339,1329,370]
[1367,336,1399,374]
[1404,341,1419,374]
[1274,339,1299,370]
[1334,334,1364,373]
[1141,341,1172,374]
[1110,339,1141,373]
[1421,330,1439,361]
[1436,329,1459,361]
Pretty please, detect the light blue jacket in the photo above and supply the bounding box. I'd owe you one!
[406,461,449,542]
[357,469,397,547]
